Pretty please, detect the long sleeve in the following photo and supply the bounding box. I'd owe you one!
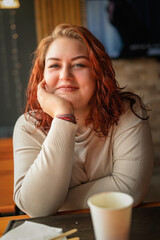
[13,115,78,217]
[13,106,154,216]
[61,108,154,210]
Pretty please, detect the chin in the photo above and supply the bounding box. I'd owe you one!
[57,93,74,103]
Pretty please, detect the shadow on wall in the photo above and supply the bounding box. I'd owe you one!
[0,0,37,136]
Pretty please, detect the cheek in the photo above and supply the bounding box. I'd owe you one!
[88,78,96,99]
[81,79,95,102]
[88,83,96,99]
[85,75,96,95]
[44,71,57,90]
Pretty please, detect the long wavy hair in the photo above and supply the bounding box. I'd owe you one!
[25,23,148,136]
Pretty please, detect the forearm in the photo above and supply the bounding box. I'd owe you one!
[13,116,78,217]
[62,118,154,211]
[62,165,152,211]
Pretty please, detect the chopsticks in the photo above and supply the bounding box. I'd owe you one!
[50,228,79,240]
[68,238,80,240]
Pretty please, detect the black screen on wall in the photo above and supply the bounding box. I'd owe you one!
[86,0,160,58]
[107,0,160,58]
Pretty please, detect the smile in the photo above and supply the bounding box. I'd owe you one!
[56,85,78,92]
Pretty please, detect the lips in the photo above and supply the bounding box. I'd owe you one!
[56,85,78,92]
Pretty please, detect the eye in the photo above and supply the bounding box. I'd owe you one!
[73,63,86,68]
[49,64,60,69]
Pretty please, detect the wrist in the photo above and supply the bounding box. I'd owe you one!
[56,114,77,124]
[54,102,74,116]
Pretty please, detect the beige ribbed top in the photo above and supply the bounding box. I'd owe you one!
[13,106,154,217]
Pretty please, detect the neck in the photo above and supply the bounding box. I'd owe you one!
[74,108,90,127]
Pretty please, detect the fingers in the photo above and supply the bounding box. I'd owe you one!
[37,80,46,105]
[37,79,74,118]
[38,79,46,91]
[37,80,48,100]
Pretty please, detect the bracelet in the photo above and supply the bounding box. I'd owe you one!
[56,114,77,124]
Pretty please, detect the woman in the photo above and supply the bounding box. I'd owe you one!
[13,24,153,217]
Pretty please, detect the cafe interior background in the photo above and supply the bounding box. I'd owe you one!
[0,0,160,217]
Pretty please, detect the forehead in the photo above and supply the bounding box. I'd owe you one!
[45,37,88,59]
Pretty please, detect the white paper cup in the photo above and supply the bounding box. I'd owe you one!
[87,192,134,240]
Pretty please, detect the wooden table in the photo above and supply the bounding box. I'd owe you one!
[0,214,30,237]
[0,209,89,237]
[1,202,160,239]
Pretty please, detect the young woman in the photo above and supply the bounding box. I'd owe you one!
[13,24,153,217]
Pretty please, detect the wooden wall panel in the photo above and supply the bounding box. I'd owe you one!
[34,0,83,43]
[0,138,15,214]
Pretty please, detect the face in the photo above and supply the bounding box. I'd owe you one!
[44,37,95,114]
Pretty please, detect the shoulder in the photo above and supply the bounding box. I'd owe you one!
[113,100,151,135]
[120,99,148,122]
[14,113,37,133]
[13,113,47,148]
[120,94,149,121]
[13,112,47,138]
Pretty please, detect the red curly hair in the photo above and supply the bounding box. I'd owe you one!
[25,24,148,136]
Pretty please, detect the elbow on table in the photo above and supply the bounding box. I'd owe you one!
[13,192,60,217]
[129,184,151,207]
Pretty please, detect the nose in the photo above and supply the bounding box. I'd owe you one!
[59,65,72,81]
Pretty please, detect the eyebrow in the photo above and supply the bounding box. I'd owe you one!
[46,56,89,62]
[72,56,89,61]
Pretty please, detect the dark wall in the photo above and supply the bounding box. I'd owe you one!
[0,0,37,137]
